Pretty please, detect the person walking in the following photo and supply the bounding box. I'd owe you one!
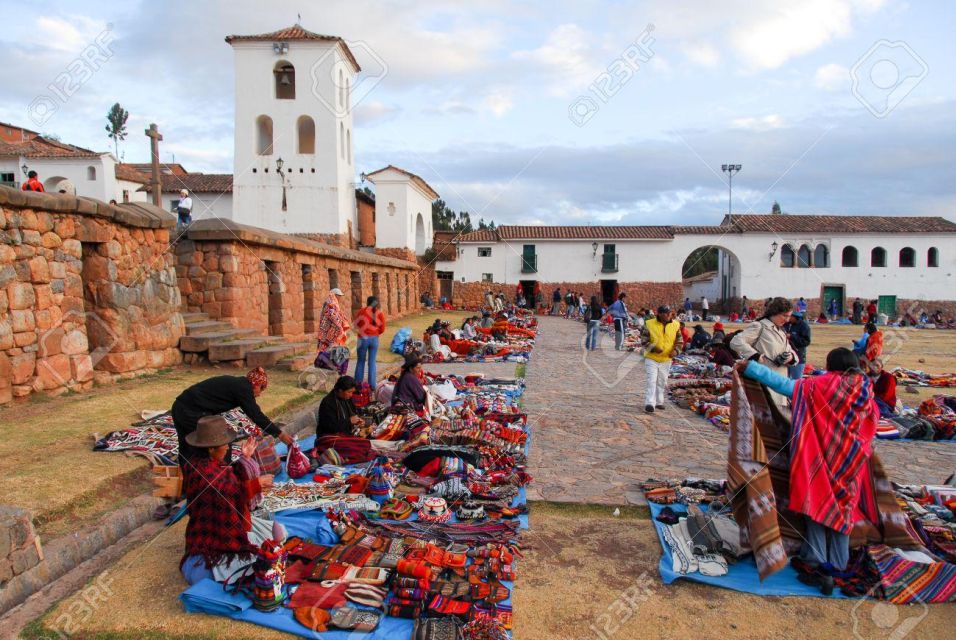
[484,290,494,310]
[786,310,812,380]
[643,305,682,413]
[828,297,839,320]
[607,292,629,351]
[683,297,692,316]
[353,295,385,387]
[176,189,193,237]
[315,288,350,373]
[585,295,602,350]
[700,296,710,321]
[866,300,878,323]
[551,288,561,315]
[796,297,808,314]
[21,170,44,192]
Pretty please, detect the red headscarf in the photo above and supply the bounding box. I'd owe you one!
[247,366,268,390]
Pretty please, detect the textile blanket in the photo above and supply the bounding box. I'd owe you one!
[93,408,260,462]
[727,369,919,581]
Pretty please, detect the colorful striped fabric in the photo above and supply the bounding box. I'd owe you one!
[867,544,956,603]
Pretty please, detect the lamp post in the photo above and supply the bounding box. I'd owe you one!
[721,164,741,224]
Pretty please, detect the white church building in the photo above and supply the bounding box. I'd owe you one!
[435,215,956,318]
[223,25,434,255]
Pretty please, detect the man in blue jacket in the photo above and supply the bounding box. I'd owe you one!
[607,292,629,351]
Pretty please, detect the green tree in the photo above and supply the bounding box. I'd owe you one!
[105,103,129,158]
[682,246,719,278]
[432,199,478,233]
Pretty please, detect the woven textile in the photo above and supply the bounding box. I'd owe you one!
[866,544,956,603]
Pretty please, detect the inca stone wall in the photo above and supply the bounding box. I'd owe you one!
[0,187,183,402]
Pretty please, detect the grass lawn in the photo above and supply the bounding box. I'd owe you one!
[371,308,471,366]
[0,309,472,537]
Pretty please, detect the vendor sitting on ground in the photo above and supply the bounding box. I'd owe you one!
[479,311,494,328]
[172,367,293,463]
[709,339,737,368]
[867,357,899,414]
[180,415,274,585]
[741,347,877,595]
[391,354,427,412]
[460,316,478,340]
[852,322,883,365]
[711,321,726,343]
[689,324,711,350]
[317,375,364,436]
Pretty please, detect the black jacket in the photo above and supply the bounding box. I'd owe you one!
[172,375,279,461]
[785,319,812,362]
[316,392,357,437]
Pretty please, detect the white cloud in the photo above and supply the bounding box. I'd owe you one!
[682,42,720,67]
[815,63,849,90]
[354,101,401,125]
[484,89,514,117]
[731,1,858,70]
[731,114,785,131]
[512,23,601,96]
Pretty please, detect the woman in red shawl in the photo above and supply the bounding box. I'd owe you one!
[315,288,351,373]
[742,347,878,595]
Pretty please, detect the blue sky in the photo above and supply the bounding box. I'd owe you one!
[2,0,954,225]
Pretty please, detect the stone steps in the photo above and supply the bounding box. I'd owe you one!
[245,342,311,368]
[180,312,209,324]
[207,335,284,362]
[275,353,313,372]
[183,319,235,336]
[179,328,259,352]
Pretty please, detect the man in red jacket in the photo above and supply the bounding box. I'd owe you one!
[354,295,386,386]
[21,170,44,192]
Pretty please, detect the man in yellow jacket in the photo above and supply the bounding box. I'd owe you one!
[642,305,683,413]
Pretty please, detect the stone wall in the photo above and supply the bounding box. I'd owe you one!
[0,505,41,589]
[448,279,684,312]
[176,219,420,339]
[0,187,183,402]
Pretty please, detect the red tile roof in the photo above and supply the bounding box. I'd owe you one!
[716,214,956,233]
[139,173,233,194]
[0,135,99,158]
[127,162,190,177]
[225,25,360,71]
[114,164,150,183]
[458,225,673,241]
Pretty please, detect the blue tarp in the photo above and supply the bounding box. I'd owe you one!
[648,502,852,598]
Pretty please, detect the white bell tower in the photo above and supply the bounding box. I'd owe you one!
[226,25,358,237]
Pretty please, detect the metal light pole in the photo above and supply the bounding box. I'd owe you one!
[721,163,741,224]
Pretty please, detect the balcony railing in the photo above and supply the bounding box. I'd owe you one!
[520,254,537,273]
[601,252,619,273]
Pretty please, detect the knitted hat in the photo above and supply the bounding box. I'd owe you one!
[713,322,724,331]
[247,366,268,390]
[319,448,343,466]
[418,497,451,523]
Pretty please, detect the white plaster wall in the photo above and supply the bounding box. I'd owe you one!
[115,179,148,203]
[684,277,721,301]
[25,155,112,200]
[439,231,955,301]
[231,40,355,235]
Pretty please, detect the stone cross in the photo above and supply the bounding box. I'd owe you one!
[145,123,163,207]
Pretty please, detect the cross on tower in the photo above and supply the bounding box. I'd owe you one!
[145,123,163,207]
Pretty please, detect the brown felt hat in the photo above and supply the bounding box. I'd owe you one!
[185,415,238,448]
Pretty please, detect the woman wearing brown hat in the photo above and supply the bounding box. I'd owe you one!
[180,415,274,585]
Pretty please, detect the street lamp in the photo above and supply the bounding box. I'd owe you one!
[768,241,778,262]
[275,157,284,173]
[21,163,29,175]
[721,163,742,224]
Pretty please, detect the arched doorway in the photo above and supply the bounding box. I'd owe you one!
[414,213,426,255]
[43,175,69,192]
[680,245,742,314]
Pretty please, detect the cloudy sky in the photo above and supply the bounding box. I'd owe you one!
[2,0,954,225]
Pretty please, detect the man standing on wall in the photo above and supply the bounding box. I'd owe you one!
[21,170,44,192]
[607,292,629,351]
[642,305,682,413]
